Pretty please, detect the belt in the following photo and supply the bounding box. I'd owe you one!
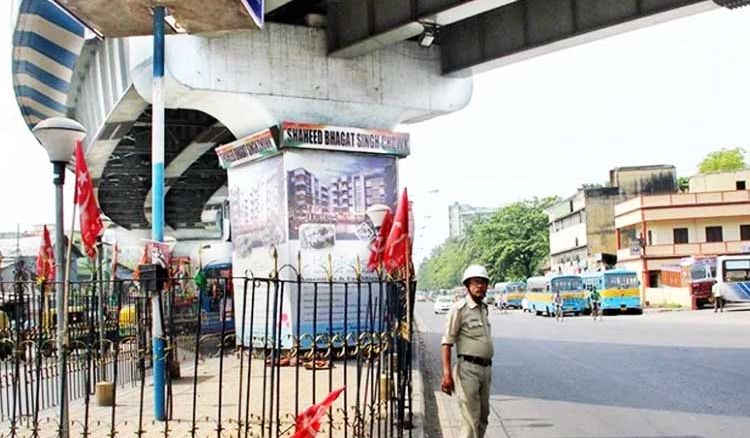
[459,354,492,367]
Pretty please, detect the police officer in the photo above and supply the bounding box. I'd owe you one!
[441,264,494,438]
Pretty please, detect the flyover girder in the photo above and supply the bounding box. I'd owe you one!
[327,0,518,58]
[440,0,723,76]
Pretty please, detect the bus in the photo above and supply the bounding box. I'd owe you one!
[661,257,717,308]
[490,282,508,306]
[581,269,642,314]
[526,275,586,316]
[714,255,750,302]
[495,281,526,309]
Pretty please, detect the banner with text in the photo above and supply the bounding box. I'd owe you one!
[281,121,410,157]
[215,128,278,169]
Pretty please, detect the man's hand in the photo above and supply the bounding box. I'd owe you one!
[441,372,455,395]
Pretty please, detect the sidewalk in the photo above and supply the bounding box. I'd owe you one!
[4,345,425,438]
[413,315,509,438]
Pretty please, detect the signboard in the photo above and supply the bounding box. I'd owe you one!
[215,129,278,169]
[239,0,264,28]
[629,239,642,257]
[229,149,399,348]
[280,121,410,157]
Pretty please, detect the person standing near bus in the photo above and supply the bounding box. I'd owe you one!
[498,292,508,314]
[553,291,564,321]
[589,286,602,321]
[441,264,494,438]
[712,282,724,313]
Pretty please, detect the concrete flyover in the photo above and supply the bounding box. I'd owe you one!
[10,0,749,234]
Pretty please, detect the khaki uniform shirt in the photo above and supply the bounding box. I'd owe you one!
[441,296,494,359]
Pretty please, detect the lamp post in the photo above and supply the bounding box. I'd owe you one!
[365,203,393,406]
[366,204,391,231]
[32,117,86,438]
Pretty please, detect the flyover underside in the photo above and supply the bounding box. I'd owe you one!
[327,0,747,76]
[439,0,719,76]
[97,107,234,230]
[78,22,471,233]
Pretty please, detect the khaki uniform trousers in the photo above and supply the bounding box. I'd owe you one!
[455,358,492,438]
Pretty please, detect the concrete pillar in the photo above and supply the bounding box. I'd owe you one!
[220,123,408,348]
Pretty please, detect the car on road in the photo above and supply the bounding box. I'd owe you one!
[433,296,453,314]
[484,290,498,306]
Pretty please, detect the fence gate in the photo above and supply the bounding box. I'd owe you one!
[0,261,415,438]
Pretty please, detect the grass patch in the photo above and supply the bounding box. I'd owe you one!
[648,302,685,309]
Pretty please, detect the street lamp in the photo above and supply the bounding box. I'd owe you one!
[32,117,86,438]
[366,204,392,230]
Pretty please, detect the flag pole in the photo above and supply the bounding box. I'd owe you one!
[58,184,78,434]
[404,238,412,343]
[63,188,78,334]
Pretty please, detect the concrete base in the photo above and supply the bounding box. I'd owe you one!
[229,143,401,348]
[95,382,115,407]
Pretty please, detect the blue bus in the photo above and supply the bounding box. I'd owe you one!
[494,281,525,309]
[526,275,586,317]
[581,269,641,314]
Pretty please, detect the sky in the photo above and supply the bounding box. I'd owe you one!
[1,5,750,264]
[399,7,750,263]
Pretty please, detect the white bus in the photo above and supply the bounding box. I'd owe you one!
[714,255,750,302]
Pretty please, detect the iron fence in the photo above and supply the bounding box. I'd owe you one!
[0,262,415,438]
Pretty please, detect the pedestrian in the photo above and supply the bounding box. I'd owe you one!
[441,264,494,438]
[499,292,508,314]
[712,282,724,313]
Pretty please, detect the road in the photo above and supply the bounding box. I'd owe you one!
[415,301,750,438]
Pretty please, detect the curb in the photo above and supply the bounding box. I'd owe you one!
[409,316,426,438]
[644,307,686,313]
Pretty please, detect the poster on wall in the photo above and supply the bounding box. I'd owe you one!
[285,149,398,242]
[227,155,292,347]
[226,140,402,349]
[283,149,398,344]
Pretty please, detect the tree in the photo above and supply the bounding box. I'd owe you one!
[417,238,470,290]
[677,177,690,193]
[417,196,557,289]
[468,197,557,281]
[698,148,746,174]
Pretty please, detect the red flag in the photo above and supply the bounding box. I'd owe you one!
[292,386,346,438]
[132,245,150,280]
[367,209,393,271]
[74,140,103,258]
[383,189,410,273]
[35,225,55,284]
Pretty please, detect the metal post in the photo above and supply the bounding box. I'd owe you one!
[53,160,69,437]
[151,5,167,422]
[97,239,105,381]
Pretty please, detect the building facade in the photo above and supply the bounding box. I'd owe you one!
[689,169,750,192]
[548,165,677,274]
[287,168,330,221]
[615,170,750,288]
[448,203,500,238]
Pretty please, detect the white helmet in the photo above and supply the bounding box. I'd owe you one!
[462,264,490,286]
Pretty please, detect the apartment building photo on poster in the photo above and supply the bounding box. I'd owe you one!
[286,150,398,246]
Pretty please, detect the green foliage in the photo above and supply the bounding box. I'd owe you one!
[677,177,690,193]
[581,182,606,190]
[469,197,557,281]
[417,238,470,291]
[698,148,746,174]
[418,197,558,289]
